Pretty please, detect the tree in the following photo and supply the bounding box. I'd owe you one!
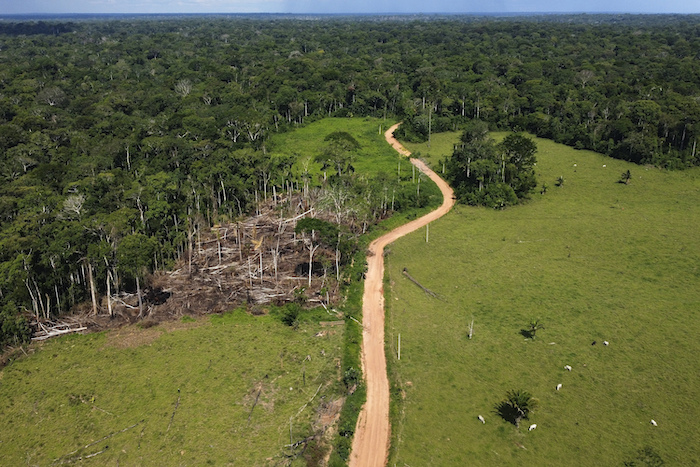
[495,389,539,428]
[117,234,157,318]
[315,132,360,180]
[0,301,31,346]
[295,218,339,287]
[498,133,538,197]
[623,446,665,467]
[446,123,537,208]
[522,318,545,339]
[620,169,632,185]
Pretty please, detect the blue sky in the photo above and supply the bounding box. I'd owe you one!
[1,0,697,15]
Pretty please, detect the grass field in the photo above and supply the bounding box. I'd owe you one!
[0,311,344,465]
[269,117,404,180]
[387,133,700,465]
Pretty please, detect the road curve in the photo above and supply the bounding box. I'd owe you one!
[348,123,455,467]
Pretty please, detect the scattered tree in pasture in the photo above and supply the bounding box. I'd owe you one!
[521,318,545,339]
[620,169,632,184]
[495,389,539,428]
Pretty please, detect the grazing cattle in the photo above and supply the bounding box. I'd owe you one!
[564,365,572,371]
[603,341,609,346]
[556,383,562,391]
[528,424,537,431]
[478,415,485,424]
[651,419,658,426]
[592,341,597,345]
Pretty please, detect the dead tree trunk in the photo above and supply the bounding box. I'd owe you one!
[402,268,438,298]
[87,262,98,316]
[136,275,144,319]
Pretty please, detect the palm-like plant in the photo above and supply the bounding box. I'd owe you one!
[495,389,539,428]
[530,318,544,337]
[620,169,632,185]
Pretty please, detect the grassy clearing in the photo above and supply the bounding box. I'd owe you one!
[386,134,700,465]
[0,311,344,465]
[270,117,403,179]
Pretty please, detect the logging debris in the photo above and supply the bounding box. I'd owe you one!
[44,193,365,336]
[402,268,439,298]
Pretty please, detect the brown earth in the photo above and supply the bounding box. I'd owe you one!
[348,124,455,467]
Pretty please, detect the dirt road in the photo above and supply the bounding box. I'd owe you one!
[348,124,455,467]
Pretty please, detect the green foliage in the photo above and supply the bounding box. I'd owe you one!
[116,233,158,281]
[0,302,30,347]
[621,169,633,185]
[295,218,340,247]
[278,303,301,327]
[315,132,361,180]
[324,131,361,150]
[623,446,665,467]
[521,319,545,340]
[342,366,360,391]
[5,15,697,326]
[446,122,538,208]
[495,390,539,427]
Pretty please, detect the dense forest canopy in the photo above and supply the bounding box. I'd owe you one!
[1,14,699,344]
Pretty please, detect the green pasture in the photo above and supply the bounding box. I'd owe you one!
[387,135,700,465]
[0,311,344,465]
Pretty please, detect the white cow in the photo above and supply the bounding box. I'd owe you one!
[528,424,537,431]
[564,365,572,371]
[650,419,658,426]
[556,383,562,391]
[478,415,485,424]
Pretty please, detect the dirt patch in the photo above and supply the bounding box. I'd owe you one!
[316,397,345,429]
[103,318,203,349]
[242,378,278,418]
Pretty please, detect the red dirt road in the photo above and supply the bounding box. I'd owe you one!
[348,124,455,467]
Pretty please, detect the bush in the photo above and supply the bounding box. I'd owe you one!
[0,302,31,347]
[280,303,301,327]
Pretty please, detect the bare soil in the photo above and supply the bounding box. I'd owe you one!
[349,124,455,467]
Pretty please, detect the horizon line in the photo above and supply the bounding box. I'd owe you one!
[1,12,699,18]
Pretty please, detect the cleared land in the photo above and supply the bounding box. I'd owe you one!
[0,311,344,465]
[387,134,700,465]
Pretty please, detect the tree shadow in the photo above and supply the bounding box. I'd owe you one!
[494,401,520,426]
[520,329,535,339]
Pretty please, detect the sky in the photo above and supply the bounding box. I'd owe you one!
[0,0,698,15]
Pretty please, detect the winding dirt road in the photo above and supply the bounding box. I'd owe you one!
[348,124,455,467]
